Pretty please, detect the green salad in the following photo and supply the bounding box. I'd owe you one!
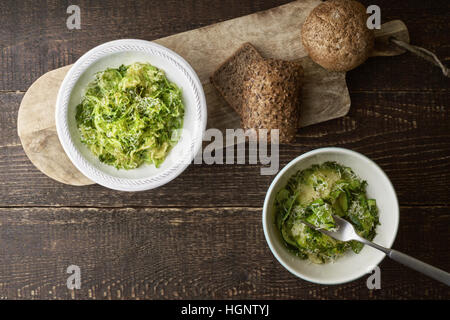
[275,162,379,264]
[75,62,184,169]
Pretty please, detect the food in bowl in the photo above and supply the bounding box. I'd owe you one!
[75,62,184,170]
[274,161,379,264]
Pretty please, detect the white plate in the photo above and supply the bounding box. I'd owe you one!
[263,147,399,285]
[55,39,207,191]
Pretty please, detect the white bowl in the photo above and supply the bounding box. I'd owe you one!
[263,147,399,285]
[55,39,207,191]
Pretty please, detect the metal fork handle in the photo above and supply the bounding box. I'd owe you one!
[358,237,450,286]
[388,250,450,286]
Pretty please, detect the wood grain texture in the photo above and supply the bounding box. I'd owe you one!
[17,65,93,186]
[0,206,448,300]
[16,56,349,185]
[1,0,449,92]
[0,0,449,300]
[3,91,449,207]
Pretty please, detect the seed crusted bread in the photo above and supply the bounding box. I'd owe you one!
[210,43,264,115]
[241,58,303,143]
[301,0,375,71]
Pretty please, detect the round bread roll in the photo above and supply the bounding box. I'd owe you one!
[301,0,375,72]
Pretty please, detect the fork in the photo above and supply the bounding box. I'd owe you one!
[301,215,450,286]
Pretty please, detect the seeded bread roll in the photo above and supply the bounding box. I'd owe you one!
[241,58,303,143]
[210,43,264,115]
[301,0,374,71]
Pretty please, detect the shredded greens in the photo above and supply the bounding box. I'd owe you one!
[275,162,379,264]
[75,62,184,169]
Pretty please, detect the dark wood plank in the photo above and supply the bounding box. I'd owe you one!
[348,0,450,91]
[0,206,448,300]
[0,0,449,91]
[1,91,449,207]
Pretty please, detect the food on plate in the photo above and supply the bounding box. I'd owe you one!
[75,62,184,169]
[301,0,375,72]
[211,42,303,143]
[274,162,379,263]
[241,58,303,143]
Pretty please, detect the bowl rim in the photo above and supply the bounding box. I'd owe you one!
[262,147,399,285]
[55,39,207,191]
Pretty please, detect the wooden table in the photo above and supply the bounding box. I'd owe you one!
[0,0,448,300]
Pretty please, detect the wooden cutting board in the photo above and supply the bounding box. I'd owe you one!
[17,0,409,186]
